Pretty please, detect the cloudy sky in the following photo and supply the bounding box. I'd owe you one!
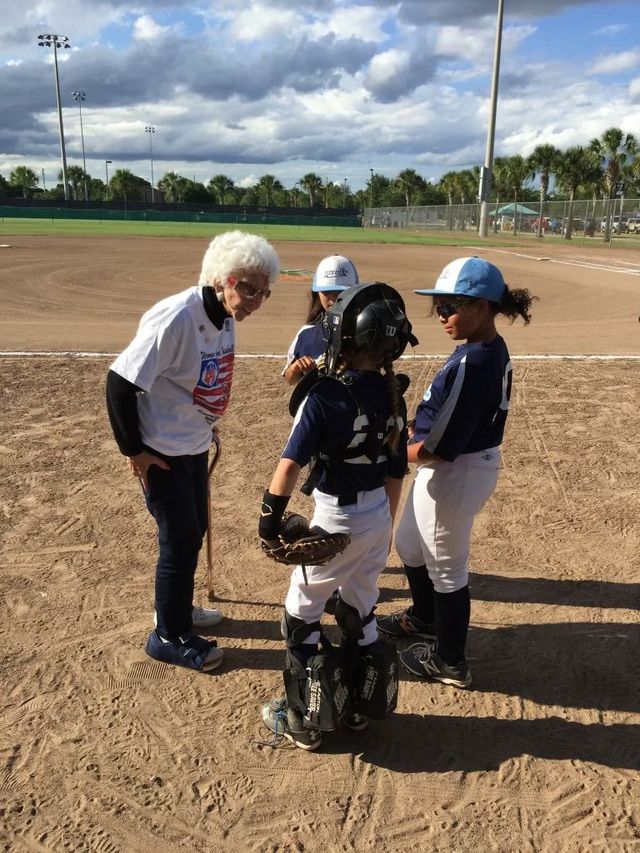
[1,0,639,191]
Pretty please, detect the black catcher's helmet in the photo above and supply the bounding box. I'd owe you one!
[324,282,418,374]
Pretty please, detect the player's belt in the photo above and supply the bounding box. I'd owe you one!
[337,492,358,506]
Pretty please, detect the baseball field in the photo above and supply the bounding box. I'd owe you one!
[1,229,639,851]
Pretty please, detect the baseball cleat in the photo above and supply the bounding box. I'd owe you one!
[377,607,437,640]
[399,642,471,688]
[343,711,368,731]
[261,697,322,751]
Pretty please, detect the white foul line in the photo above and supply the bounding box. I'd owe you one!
[1,352,640,361]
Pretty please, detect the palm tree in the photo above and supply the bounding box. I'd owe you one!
[9,166,39,199]
[57,165,87,200]
[590,127,638,239]
[395,168,426,207]
[207,174,235,205]
[109,169,145,202]
[255,174,283,207]
[501,155,531,235]
[158,172,189,203]
[438,171,457,229]
[553,146,598,240]
[299,173,323,207]
[528,144,561,238]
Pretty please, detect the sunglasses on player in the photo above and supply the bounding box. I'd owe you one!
[434,297,477,319]
[227,276,270,303]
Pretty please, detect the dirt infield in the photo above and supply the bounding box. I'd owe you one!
[1,236,639,851]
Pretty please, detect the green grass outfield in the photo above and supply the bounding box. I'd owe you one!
[1,216,639,248]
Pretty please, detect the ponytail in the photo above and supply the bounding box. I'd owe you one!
[382,353,401,455]
[496,286,537,325]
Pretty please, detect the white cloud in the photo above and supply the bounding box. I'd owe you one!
[227,5,304,41]
[367,47,409,83]
[630,77,640,101]
[308,6,390,42]
[591,49,640,75]
[592,24,628,37]
[132,15,180,42]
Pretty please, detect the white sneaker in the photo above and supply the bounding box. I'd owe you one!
[192,605,224,629]
[153,606,225,630]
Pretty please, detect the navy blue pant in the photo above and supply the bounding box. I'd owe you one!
[145,451,208,639]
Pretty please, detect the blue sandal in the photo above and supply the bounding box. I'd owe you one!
[145,630,224,671]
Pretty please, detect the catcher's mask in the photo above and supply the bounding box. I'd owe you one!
[324,282,418,375]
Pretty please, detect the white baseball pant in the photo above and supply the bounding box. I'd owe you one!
[395,448,501,593]
[285,486,391,646]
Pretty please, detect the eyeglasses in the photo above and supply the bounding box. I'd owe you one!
[228,277,270,303]
[434,297,475,319]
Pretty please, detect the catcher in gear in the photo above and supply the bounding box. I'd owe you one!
[258,282,417,750]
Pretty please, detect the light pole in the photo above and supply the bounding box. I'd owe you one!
[145,126,156,203]
[72,90,88,201]
[369,168,374,220]
[105,159,112,202]
[478,0,505,238]
[324,176,329,209]
[343,178,347,208]
[41,168,47,192]
[37,34,71,201]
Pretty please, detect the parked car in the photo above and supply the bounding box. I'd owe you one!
[562,218,595,237]
[601,217,629,234]
[626,214,640,234]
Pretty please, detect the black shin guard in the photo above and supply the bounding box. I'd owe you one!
[434,585,470,665]
[404,564,435,623]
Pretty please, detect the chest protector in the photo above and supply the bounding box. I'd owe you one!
[289,367,396,496]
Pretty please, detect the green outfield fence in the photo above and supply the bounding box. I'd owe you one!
[0,205,360,228]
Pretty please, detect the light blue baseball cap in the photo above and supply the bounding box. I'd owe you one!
[312,254,360,292]
[415,256,506,304]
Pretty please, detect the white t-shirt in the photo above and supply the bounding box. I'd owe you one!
[110,286,235,456]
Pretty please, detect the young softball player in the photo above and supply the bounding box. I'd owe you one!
[378,256,536,689]
[282,254,359,385]
[258,283,417,750]
[106,231,280,672]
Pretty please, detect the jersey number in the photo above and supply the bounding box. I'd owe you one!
[499,361,513,411]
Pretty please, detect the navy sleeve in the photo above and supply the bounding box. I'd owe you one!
[281,393,327,467]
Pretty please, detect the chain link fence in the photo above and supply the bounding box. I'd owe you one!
[365,197,640,238]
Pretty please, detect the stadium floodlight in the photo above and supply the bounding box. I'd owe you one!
[478,0,505,238]
[105,159,112,201]
[145,126,156,203]
[72,90,88,202]
[37,34,71,201]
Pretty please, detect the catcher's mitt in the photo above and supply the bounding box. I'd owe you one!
[261,512,350,566]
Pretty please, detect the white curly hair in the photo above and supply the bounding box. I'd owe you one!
[198,230,280,288]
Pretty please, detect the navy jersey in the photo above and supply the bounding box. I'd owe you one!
[283,370,408,496]
[413,335,512,462]
[285,318,328,365]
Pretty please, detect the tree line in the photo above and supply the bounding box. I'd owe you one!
[2,127,638,232]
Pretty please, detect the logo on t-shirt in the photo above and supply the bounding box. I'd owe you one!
[193,351,235,421]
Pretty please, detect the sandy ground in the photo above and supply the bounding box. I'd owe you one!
[1,235,639,852]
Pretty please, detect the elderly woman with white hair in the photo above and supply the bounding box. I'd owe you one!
[106,230,280,672]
